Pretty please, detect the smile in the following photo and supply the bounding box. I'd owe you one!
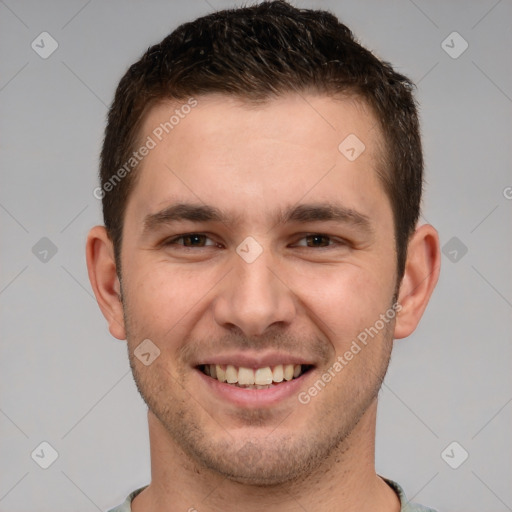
[198,364,313,389]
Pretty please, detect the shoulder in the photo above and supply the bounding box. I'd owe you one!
[383,477,439,512]
[105,487,147,512]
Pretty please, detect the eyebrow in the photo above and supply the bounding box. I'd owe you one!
[142,202,373,234]
[143,203,227,233]
[277,203,372,232]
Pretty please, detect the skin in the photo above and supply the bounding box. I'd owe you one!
[87,93,440,512]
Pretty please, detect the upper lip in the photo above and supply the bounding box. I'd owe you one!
[193,351,315,369]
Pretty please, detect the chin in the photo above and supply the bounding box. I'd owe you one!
[189,435,326,488]
[210,458,308,487]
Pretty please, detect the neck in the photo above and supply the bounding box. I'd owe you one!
[132,400,400,512]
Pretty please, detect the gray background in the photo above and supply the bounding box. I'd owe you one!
[1,0,511,510]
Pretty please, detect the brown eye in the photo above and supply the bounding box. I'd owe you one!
[305,235,331,247]
[166,233,216,247]
[182,234,208,247]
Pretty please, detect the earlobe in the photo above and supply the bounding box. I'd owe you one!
[394,224,441,339]
[86,226,127,340]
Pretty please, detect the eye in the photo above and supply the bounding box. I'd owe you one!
[165,233,218,248]
[294,234,338,248]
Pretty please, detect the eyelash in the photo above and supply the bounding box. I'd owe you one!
[163,233,347,249]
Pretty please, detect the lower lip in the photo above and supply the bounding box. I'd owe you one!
[195,368,312,408]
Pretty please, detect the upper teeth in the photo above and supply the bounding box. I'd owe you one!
[204,364,302,385]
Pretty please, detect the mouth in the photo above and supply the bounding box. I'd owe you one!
[197,363,314,389]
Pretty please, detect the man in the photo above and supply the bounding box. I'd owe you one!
[86,1,440,510]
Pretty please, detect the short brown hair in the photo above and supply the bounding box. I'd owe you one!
[100,0,423,278]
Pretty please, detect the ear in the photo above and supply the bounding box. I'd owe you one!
[86,225,126,340]
[394,224,441,339]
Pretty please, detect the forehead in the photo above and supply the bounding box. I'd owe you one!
[139,92,382,162]
[127,93,388,225]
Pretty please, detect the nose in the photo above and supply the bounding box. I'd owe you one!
[212,247,297,337]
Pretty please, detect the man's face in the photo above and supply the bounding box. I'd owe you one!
[119,93,398,484]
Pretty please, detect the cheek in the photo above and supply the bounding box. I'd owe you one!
[122,258,222,332]
[290,262,395,343]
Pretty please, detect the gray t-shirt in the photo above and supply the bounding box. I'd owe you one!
[106,478,438,511]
